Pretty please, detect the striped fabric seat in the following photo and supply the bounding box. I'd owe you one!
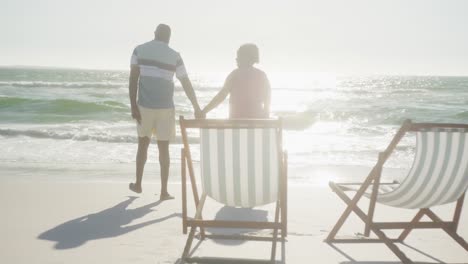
[200,128,280,207]
[180,118,287,262]
[327,122,468,263]
[376,129,468,209]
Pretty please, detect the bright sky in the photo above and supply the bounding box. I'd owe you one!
[2,0,468,75]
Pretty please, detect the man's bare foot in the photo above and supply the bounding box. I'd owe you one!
[160,193,174,201]
[129,183,142,193]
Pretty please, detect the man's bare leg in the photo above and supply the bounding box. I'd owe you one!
[157,140,173,200]
[129,136,150,193]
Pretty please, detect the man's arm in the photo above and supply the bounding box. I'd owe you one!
[129,65,141,123]
[179,77,203,118]
[176,54,203,118]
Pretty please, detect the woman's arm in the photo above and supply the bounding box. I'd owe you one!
[202,74,233,115]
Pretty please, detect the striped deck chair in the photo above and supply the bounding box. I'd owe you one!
[179,117,287,263]
[326,120,468,263]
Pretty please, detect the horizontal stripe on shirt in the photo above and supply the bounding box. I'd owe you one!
[139,65,174,81]
[137,58,176,72]
[130,40,187,108]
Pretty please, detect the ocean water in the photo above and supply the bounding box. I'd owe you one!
[0,67,467,180]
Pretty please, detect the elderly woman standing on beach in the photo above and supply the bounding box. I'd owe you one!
[202,44,271,118]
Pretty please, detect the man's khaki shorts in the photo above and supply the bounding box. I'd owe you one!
[136,105,176,141]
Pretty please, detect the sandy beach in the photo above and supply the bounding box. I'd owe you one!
[1,163,467,264]
[2,0,468,263]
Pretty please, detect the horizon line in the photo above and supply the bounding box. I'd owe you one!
[1,64,468,78]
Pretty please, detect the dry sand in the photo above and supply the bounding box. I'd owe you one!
[1,164,467,263]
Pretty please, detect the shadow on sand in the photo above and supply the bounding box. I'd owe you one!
[328,242,465,264]
[174,206,286,263]
[207,206,269,246]
[38,196,180,249]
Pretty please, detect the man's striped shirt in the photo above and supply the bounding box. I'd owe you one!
[130,40,188,109]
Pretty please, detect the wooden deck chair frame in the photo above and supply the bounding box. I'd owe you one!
[325,119,468,263]
[179,117,288,263]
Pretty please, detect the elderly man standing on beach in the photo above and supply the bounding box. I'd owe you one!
[128,24,203,200]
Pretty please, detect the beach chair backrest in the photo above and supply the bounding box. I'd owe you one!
[378,127,468,209]
[199,124,281,208]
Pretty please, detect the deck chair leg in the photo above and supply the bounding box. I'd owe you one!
[365,161,383,237]
[192,196,206,239]
[328,182,413,263]
[182,148,206,237]
[371,227,413,264]
[280,196,286,239]
[326,191,357,240]
[326,181,370,241]
[181,194,208,263]
[282,151,288,238]
[271,201,280,262]
[195,193,207,241]
[397,209,426,242]
[424,209,468,251]
[352,201,413,263]
[348,199,413,263]
[181,226,196,263]
[453,192,465,232]
[182,148,188,234]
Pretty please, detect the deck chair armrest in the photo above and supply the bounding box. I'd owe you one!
[336,181,398,186]
[332,182,399,193]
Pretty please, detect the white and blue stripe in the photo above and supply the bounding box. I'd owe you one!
[200,128,280,207]
[374,130,468,209]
